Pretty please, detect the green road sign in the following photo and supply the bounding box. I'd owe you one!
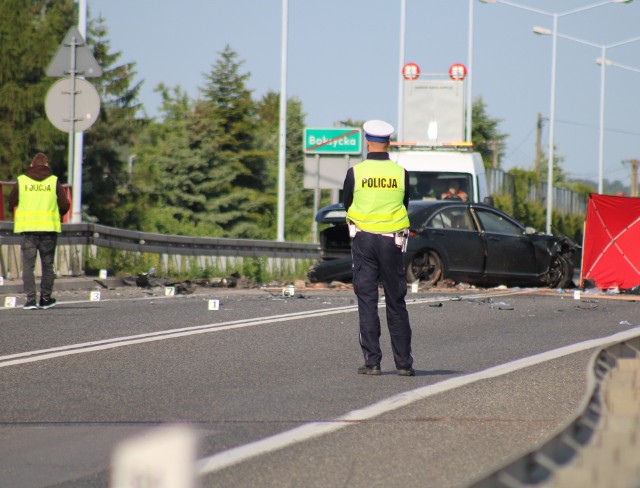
[303,128,362,154]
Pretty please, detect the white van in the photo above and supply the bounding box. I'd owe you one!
[389,147,489,203]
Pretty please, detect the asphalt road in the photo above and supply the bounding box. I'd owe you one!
[0,285,639,488]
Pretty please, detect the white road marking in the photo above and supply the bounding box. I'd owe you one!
[1,289,637,475]
[0,290,520,367]
[196,326,640,476]
[0,306,358,367]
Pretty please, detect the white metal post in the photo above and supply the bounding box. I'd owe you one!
[480,0,632,235]
[598,45,606,194]
[277,0,288,242]
[397,0,406,141]
[545,13,558,235]
[466,0,474,142]
[67,35,77,190]
[72,0,87,223]
[536,30,640,195]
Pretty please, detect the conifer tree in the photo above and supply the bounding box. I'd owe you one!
[0,3,144,225]
[77,14,145,227]
[471,97,507,169]
[0,0,74,181]
[130,85,218,235]
[255,91,313,241]
[195,45,270,238]
[83,15,145,226]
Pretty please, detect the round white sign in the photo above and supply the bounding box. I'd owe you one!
[45,78,101,133]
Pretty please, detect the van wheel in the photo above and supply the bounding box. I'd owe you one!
[406,251,443,287]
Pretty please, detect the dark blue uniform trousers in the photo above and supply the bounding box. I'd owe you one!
[351,231,413,370]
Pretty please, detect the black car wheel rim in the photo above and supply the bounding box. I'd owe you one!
[410,251,442,286]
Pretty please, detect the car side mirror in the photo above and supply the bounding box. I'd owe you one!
[524,227,536,235]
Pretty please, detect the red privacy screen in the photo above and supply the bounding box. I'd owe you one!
[582,194,640,290]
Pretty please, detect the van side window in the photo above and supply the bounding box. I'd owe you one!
[408,173,437,200]
[407,172,475,202]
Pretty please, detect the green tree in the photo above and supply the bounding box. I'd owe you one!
[82,14,145,226]
[131,47,271,238]
[0,3,144,225]
[255,91,313,241]
[471,97,508,169]
[537,146,567,185]
[0,0,74,182]
[130,85,218,235]
[502,168,546,230]
[194,45,270,238]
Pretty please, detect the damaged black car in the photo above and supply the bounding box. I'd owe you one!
[308,200,579,289]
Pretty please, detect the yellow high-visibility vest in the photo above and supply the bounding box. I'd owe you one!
[14,175,62,233]
[347,160,409,233]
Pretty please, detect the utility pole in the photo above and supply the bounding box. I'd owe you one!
[624,159,639,197]
[535,113,544,180]
[492,140,499,169]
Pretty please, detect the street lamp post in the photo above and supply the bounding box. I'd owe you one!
[277,0,288,242]
[597,57,640,196]
[534,28,640,194]
[397,0,407,141]
[479,0,633,235]
[467,0,475,142]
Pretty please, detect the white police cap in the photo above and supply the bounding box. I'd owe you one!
[363,120,394,142]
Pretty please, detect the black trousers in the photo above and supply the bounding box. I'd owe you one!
[21,232,58,302]
[351,231,413,370]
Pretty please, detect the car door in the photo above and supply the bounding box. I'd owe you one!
[472,207,538,280]
[426,205,484,277]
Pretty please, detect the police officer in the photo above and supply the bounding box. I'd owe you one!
[9,152,70,310]
[343,120,415,376]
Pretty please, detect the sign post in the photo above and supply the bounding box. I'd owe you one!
[303,127,362,242]
[46,26,102,223]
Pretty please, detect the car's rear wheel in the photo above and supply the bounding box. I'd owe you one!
[406,250,443,286]
[548,255,574,288]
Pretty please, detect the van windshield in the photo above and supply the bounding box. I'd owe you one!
[408,171,473,202]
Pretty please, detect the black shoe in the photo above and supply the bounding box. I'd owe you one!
[397,367,416,377]
[23,300,38,310]
[38,297,57,309]
[357,364,381,376]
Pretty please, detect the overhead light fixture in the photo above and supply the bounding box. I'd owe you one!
[533,26,552,35]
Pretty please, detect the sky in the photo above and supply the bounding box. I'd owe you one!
[88,0,640,187]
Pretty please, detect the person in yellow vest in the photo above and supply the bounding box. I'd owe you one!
[8,152,70,310]
[343,120,415,377]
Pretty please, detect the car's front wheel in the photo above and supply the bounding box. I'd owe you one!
[548,255,575,288]
[406,250,443,286]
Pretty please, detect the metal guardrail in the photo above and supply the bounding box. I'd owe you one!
[0,222,321,260]
[465,334,640,487]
